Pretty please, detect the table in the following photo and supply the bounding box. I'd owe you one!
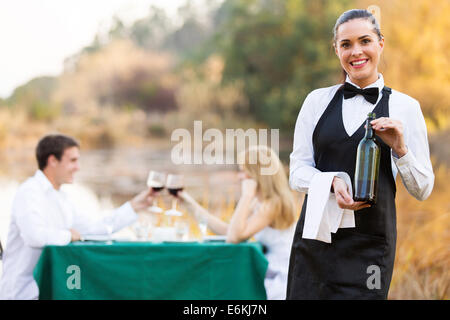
[34,241,268,300]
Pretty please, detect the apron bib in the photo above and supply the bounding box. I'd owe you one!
[287,86,396,299]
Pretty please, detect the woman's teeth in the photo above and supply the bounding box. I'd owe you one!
[351,59,368,66]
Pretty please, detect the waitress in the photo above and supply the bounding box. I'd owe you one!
[287,9,434,299]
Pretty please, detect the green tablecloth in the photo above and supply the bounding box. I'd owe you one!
[34,241,268,300]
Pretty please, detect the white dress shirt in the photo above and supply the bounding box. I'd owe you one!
[0,170,138,300]
[289,73,434,200]
[289,74,434,242]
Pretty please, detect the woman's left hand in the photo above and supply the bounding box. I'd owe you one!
[370,117,408,157]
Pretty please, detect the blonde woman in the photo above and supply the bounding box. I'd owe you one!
[179,145,297,300]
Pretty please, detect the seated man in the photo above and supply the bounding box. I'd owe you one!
[0,134,155,299]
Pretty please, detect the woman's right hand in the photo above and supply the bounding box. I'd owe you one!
[332,177,371,211]
[241,179,257,198]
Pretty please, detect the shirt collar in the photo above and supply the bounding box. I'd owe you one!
[33,170,55,192]
[345,73,384,92]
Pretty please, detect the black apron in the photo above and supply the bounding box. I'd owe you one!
[286,86,396,300]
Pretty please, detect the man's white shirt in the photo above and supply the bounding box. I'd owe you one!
[0,170,138,299]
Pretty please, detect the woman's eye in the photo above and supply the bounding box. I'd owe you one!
[341,43,350,48]
[362,38,371,44]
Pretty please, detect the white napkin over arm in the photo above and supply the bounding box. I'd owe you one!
[302,172,355,243]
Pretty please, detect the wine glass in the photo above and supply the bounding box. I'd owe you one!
[165,174,184,217]
[104,216,114,245]
[197,212,208,242]
[147,171,166,214]
[174,219,189,241]
[134,213,150,241]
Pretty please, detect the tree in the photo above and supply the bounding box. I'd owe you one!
[357,0,450,129]
[130,6,171,49]
[7,76,60,121]
[211,0,354,134]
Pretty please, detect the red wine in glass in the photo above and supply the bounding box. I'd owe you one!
[168,187,183,196]
[151,185,165,192]
[147,171,166,213]
[165,174,184,216]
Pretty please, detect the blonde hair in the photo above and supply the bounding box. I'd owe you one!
[239,145,297,230]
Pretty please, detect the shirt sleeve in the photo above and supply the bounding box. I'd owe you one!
[14,190,72,248]
[392,100,434,200]
[289,92,322,193]
[72,201,138,236]
[289,90,351,194]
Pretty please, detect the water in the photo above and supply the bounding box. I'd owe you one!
[0,180,19,251]
[0,179,19,278]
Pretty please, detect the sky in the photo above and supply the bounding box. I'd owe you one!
[0,0,191,98]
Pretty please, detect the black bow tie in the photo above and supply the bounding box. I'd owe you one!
[343,82,379,104]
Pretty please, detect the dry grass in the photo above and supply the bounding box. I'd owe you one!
[389,164,450,299]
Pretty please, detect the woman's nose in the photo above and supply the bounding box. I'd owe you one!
[351,44,363,56]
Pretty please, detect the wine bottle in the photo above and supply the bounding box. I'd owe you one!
[353,112,380,204]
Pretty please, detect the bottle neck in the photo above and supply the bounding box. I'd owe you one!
[365,119,374,139]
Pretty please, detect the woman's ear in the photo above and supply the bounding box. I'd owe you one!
[379,36,385,52]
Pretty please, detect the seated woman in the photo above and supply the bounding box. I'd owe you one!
[179,145,298,300]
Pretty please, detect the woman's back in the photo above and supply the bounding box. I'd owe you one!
[252,200,296,299]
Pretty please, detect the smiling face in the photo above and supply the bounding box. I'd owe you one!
[48,146,80,189]
[334,18,384,88]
